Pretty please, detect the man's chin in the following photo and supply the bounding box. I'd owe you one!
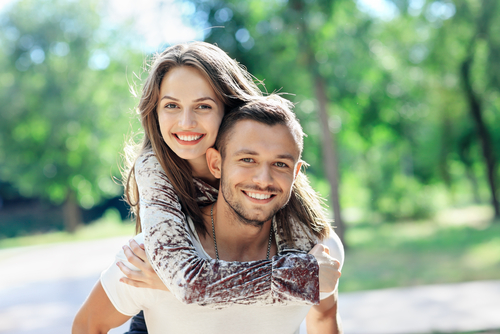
[235,211,275,227]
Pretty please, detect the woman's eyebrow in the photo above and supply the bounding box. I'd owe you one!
[193,97,216,103]
[159,96,216,103]
[160,95,179,101]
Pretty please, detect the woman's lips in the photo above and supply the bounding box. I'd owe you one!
[173,132,205,145]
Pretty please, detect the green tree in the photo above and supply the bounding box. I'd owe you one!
[0,0,141,231]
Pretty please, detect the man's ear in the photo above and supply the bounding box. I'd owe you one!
[294,161,303,180]
[206,147,222,179]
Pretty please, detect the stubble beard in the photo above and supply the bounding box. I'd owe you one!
[220,172,282,228]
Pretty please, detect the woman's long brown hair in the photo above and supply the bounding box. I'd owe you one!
[123,42,263,236]
[124,42,330,244]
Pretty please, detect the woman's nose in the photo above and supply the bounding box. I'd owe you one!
[178,109,196,129]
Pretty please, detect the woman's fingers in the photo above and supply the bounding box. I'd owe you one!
[123,245,146,270]
[129,239,148,262]
[127,241,156,273]
[116,261,146,280]
[119,276,149,288]
[309,244,341,293]
[118,241,169,292]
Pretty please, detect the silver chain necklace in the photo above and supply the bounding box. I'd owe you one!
[210,203,273,261]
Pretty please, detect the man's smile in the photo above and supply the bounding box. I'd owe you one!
[242,190,276,203]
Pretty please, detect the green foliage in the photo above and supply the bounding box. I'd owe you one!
[191,0,500,222]
[0,0,141,210]
[1,0,500,232]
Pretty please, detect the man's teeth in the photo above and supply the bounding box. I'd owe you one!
[177,134,203,141]
[246,192,272,200]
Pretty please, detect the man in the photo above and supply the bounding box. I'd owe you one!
[73,97,344,334]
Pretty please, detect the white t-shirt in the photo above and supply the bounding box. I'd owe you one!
[100,218,344,334]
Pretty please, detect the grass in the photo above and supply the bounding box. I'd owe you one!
[339,212,500,292]
[0,208,136,249]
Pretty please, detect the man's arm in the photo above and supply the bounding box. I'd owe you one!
[305,291,342,334]
[72,280,131,334]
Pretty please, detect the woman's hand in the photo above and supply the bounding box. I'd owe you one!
[308,244,341,293]
[117,239,170,292]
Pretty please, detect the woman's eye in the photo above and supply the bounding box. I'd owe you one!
[197,104,212,110]
[275,162,288,168]
[165,103,177,109]
[242,158,254,163]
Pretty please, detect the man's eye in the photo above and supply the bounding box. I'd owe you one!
[275,162,288,168]
[242,158,254,163]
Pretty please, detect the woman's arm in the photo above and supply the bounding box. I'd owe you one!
[135,151,320,307]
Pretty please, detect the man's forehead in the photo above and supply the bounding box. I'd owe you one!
[225,120,300,160]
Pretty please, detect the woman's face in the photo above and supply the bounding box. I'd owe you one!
[157,66,225,163]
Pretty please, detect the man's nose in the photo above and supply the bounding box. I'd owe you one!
[178,109,196,129]
[252,164,274,187]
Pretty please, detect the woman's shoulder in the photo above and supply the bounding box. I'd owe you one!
[135,149,159,169]
[135,149,164,175]
[134,149,172,186]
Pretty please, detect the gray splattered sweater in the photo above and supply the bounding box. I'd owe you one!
[136,150,320,308]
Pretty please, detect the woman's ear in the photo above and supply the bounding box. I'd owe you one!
[206,148,222,179]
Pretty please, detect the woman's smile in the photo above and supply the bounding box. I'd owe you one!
[156,66,224,163]
[173,132,206,145]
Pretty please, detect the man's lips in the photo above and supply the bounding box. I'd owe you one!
[173,132,205,145]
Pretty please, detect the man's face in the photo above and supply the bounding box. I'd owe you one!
[218,120,302,227]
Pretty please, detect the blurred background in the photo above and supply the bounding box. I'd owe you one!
[0,0,499,333]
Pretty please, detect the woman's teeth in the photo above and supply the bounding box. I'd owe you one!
[177,134,203,141]
[246,192,272,200]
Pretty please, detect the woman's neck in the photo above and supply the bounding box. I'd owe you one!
[188,154,219,188]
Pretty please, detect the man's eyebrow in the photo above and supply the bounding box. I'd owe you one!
[234,149,259,156]
[276,153,296,162]
[234,150,297,162]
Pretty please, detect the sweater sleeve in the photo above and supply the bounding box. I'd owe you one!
[135,151,320,307]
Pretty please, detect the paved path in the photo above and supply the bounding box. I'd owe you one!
[1,237,499,334]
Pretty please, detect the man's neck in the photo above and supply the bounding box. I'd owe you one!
[200,202,276,262]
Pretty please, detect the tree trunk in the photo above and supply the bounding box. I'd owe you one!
[465,165,482,204]
[63,190,81,233]
[461,57,500,218]
[290,0,346,244]
[314,74,346,244]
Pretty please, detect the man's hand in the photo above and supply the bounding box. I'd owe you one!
[308,244,341,293]
[117,239,170,292]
